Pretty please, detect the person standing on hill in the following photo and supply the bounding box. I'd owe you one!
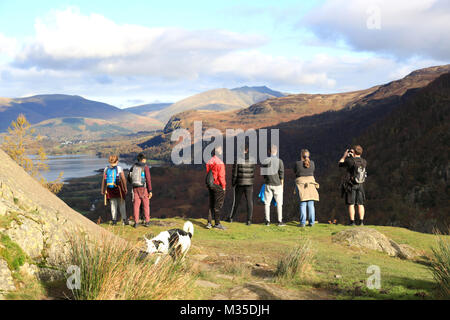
[226,145,256,226]
[294,149,319,227]
[261,144,285,227]
[101,155,128,225]
[205,146,226,230]
[128,153,152,228]
[339,145,367,226]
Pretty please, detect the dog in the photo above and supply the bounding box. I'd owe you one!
[143,221,194,263]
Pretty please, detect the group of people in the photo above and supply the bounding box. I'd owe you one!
[101,153,152,227]
[101,144,368,229]
[203,143,367,230]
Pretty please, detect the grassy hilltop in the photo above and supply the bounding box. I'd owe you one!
[101,218,447,300]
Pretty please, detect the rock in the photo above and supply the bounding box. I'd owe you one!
[0,200,7,216]
[0,259,16,294]
[255,263,269,268]
[333,228,420,260]
[333,228,398,256]
[37,268,65,282]
[334,274,342,279]
[389,241,420,260]
[195,280,220,289]
[19,262,39,277]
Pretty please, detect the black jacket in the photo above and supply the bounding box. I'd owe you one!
[232,157,256,186]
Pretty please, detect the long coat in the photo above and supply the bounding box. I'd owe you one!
[295,176,319,202]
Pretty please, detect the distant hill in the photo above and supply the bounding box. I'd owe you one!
[154,86,286,123]
[0,94,164,139]
[160,65,450,136]
[124,103,173,118]
[318,72,450,232]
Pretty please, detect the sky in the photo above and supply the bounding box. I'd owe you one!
[0,0,449,108]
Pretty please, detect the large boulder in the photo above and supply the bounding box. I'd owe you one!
[332,227,419,259]
[0,149,115,295]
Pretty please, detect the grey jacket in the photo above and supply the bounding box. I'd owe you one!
[261,156,284,186]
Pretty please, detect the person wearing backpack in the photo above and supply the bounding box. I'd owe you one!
[205,146,226,230]
[294,149,319,227]
[128,153,152,228]
[226,144,256,226]
[101,155,128,226]
[339,145,367,226]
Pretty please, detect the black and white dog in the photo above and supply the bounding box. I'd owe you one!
[143,221,194,263]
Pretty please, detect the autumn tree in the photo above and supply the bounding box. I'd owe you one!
[1,114,64,193]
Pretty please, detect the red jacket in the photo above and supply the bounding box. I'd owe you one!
[206,156,226,189]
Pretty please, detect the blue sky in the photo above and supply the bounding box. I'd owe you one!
[0,0,448,107]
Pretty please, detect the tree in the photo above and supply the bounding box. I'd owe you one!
[1,114,64,194]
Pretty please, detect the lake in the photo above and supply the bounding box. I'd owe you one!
[36,154,131,182]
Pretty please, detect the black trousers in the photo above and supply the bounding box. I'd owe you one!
[230,185,254,222]
[207,185,225,225]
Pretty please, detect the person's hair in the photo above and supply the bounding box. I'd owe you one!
[353,145,363,156]
[301,149,310,168]
[108,155,119,165]
[137,153,146,162]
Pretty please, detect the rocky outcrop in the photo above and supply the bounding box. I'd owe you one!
[0,259,15,298]
[332,228,420,260]
[0,148,113,296]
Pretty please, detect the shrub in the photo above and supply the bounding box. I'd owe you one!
[428,232,450,299]
[65,233,193,300]
[275,239,313,281]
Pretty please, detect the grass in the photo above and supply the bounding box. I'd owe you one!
[102,218,447,300]
[0,233,27,271]
[428,232,450,299]
[275,239,313,281]
[65,232,195,300]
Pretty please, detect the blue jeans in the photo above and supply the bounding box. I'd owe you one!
[300,201,315,225]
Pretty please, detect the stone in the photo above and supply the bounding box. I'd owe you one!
[37,268,65,282]
[0,259,16,294]
[0,201,7,216]
[19,262,39,277]
[333,228,398,256]
[332,228,419,260]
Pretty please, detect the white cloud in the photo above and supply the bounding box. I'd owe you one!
[301,0,450,60]
[0,33,17,56]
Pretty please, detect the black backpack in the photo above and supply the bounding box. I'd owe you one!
[352,158,367,184]
[205,169,215,188]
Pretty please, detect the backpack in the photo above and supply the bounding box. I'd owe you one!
[105,167,119,189]
[205,168,215,188]
[130,165,146,188]
[352,158,367,184]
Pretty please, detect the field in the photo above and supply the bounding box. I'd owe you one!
[101,218,446,300]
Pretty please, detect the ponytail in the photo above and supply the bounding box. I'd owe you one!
[301,149,310,168]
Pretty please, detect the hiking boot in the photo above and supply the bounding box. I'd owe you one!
[134,222,140,228]
[359,221,364,226]
[224,217,233,223]
[213,224,226,230]
[144,221,150,227]
[298,223,306,228]
[277,222,286,227]
[123,219,129,226]
[349,221,356,226]
[246,221,252,226]
[265,221,270,226]
[206,223,212,229]
[112,220,117,226]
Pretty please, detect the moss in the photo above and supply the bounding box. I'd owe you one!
[0,233,28,271]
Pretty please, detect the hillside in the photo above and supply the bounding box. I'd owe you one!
[124,103,173,118]
[136,64,450,162]
[0,95,164,139]
[101,217,447,300]
[0,148,114,298]
[318,72,450,233]
[154,86,286,123]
